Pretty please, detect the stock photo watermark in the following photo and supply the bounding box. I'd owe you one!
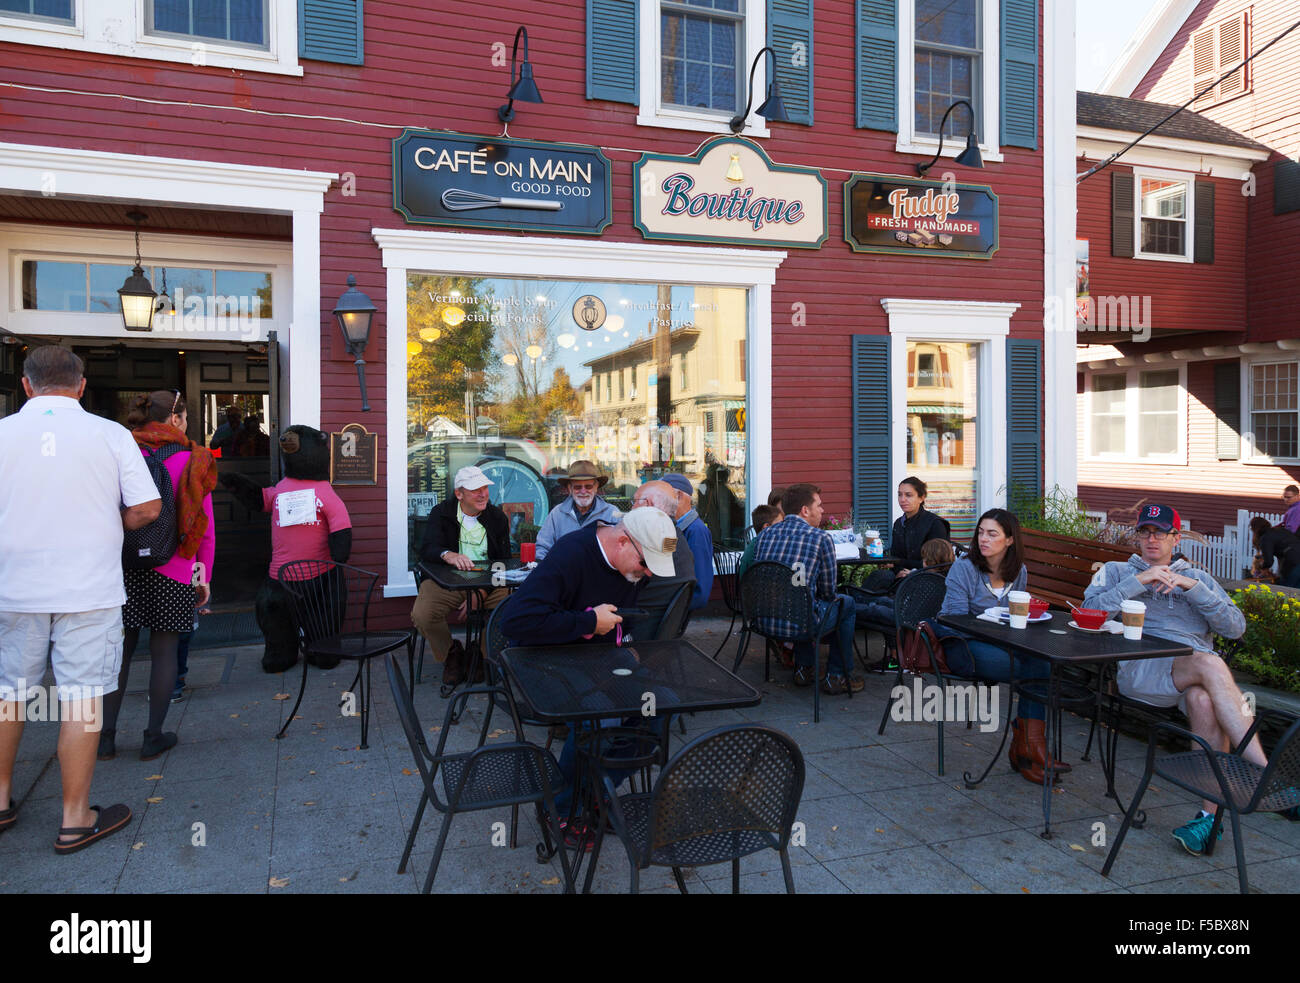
[0,681,104,731]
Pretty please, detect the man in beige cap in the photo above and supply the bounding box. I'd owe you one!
[412,465,511,688]
[534,459,621,561]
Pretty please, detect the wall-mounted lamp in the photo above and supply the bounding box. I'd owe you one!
[498,26,543,123]
[915,99,983,177]
[333,274,377,412]
[729,46,790,133]
[118,211,157,332]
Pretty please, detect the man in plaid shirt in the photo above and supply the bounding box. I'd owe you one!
[753,483,863,694]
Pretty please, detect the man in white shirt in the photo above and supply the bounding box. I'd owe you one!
[0,346,161,854]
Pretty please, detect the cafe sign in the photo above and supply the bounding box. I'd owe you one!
[844,173,998,260]
[392,128,612,235]
[633,137,827,249]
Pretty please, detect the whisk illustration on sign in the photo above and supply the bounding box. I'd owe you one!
[440,188,563,212]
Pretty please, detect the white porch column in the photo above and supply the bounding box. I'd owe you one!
[289,206,322,430]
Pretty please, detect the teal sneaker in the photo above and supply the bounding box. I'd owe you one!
[1172,813,1222,855]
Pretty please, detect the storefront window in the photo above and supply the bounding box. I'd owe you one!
[405,275,749,563]
[906,340,978,538]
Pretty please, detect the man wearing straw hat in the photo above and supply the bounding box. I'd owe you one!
[534,459,621,562]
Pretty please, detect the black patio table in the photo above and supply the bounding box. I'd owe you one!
[937,611,1192,838]
[500,639,762,890]
[415,558,528,699]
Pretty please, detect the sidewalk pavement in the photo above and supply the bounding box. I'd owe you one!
[2,617,1296,894]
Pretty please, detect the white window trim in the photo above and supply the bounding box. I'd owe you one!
[637,0,770,138]
[373,228,785,596]
[1081,364,1188,465]
[1241,354,1300,466]
[881,298,1018,524]
[0,0,302,77]
[896,0,1004,164]
[5,225,290,342]
[1132,165,1195,264]
[0,142,334,427]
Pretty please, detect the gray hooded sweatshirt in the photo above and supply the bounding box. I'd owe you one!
[1082,554,1245,655]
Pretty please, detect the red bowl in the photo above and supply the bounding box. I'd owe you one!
[1028,598,1050,618]
[1072,607,1108,630]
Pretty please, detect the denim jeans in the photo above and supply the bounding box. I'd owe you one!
[931,623,1048,721]
[793,593,857,676]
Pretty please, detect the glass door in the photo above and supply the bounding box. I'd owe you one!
[906,341,979,539]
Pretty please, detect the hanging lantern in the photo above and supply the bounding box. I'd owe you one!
[407,341,423,356]
[419,326,442,342]
[442,306,466,327]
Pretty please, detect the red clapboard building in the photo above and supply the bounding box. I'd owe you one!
[0,1,1075,623]
[1077,0,1300,536]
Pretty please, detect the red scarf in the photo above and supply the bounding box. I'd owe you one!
[131,421,219,559]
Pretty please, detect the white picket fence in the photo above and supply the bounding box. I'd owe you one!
[1177,530,1240,580]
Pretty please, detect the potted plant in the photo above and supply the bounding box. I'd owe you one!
[516,523,540,563]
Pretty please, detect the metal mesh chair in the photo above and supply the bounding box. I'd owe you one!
[385,653,573,894]
[874,571,988,775]
[593,724,804,893]
[1103,714,1300,894]
[711,547,744,658]
[410,564,475,688]
[276,561,413,748]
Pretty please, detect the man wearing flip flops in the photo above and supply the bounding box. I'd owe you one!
[1083,503,1263,856]
[0,346,159,854]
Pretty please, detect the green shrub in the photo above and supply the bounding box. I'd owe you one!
[1218,584,1300,694]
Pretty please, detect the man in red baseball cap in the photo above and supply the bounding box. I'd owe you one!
[1084,503,1267,856]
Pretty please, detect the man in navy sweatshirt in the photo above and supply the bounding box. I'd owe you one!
[662,473,713,610]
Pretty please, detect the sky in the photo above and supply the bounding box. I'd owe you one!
[1077,0,1164,92]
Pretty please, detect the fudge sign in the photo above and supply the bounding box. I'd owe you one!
[393,128,612,235]
[844,173,999,260]
[633,137,828,249]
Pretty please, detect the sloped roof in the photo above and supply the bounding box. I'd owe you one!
[1078,91,1268,152]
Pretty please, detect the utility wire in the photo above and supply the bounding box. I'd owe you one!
[1078,17,1300,183]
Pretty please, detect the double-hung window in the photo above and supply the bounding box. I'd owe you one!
[1138,175,1191,260]
[1084,367,1186,463]
[1247,360,1299,462]
[914,0,980,139]
[0,0,73,24]
[147,0,268,49]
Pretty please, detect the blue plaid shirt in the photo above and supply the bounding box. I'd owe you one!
[752,515,837,638]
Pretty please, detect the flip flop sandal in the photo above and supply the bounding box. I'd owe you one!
[0,799,16,832]
[53,803,132,856]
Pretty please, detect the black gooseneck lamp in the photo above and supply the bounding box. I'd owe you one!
[498,26,543,123]
[729,45,790,133]
[915,98,984,177]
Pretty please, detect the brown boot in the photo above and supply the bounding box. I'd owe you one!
[1008,719,1031,774]
[1022,719,1072,775]
[441,640,467,688]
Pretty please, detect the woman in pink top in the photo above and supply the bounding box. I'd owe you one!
[99,390,217,762]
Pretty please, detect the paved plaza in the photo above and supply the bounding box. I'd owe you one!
[3,616,1297,895]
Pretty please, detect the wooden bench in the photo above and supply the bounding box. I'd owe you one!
[1020,528,1132,610]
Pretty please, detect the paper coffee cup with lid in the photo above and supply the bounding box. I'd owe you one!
[1007,590,1031,629]
[1120,599,1146,640]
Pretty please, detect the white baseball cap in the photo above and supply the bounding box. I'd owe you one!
[454,465,494,491]
[621,507,678,578]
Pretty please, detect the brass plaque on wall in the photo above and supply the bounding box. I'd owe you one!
[329,423,378,486]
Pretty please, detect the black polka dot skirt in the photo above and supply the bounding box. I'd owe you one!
[123,568,197,632]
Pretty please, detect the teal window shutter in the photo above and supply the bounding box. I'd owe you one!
[856,0,897,132]
[768,0,814,126]
[299,0,363,65]
[1006,339,1042,502]
[852,335,893,533]
[587,0,639,104]
[1000,0,1038,149]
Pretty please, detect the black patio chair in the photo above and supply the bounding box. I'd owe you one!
[411,564,478,689]
[1102,714,1300,894]
[276,560,413,749]
[874,571,998,776]
[592,723,805,894]
[711,546,744,659]
[385,652,573,894]
[732,561,854,723]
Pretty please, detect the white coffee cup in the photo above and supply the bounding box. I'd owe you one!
[1007,590,1031,629]
[1120,599,1146,640]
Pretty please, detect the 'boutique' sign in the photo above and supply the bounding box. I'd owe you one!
[392,128,612,235]
[633,137,827,249]
[844,173,998,260]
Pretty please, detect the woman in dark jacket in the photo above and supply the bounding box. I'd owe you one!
[1250,516,1300,588]
[890,476,951,574]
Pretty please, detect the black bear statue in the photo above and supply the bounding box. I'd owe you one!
[219,426,353,673]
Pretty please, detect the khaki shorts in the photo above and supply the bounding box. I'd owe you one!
[0,608,123,699]
[1117,656,1186,711]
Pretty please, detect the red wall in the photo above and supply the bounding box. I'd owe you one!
[0,1,1047,613]
[1077,163,1248,337]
